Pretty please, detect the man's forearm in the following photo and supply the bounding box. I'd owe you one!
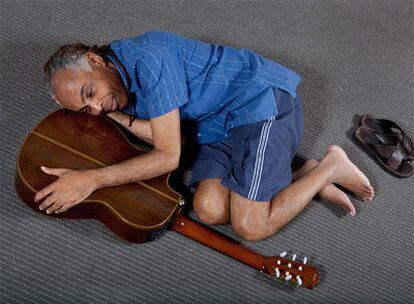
[91,149,178,189]
[106,111,153,145]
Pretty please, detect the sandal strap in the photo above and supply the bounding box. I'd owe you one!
[370,130,399,146]
[370,129,413,159]
[372,142,405,170]
[376,119,413,155]
[376,119,405,134]
[399,133,413,156]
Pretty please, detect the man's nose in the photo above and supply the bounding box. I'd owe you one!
[87,97,104,112]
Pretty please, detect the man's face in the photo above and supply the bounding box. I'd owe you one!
[51,52,129,116]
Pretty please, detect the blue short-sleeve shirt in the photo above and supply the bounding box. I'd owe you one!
[105,29,301,144]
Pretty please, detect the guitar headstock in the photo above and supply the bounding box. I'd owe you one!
[262,251,320,289]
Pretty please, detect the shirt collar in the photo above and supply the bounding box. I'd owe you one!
[104,52,138,117]
[104,53,131,93]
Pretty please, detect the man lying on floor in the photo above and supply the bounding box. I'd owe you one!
[35,29,374,242]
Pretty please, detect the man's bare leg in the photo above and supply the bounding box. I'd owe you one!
[230,145,374,242]
[193,148,366,226]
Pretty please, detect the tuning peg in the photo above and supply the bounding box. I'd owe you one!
[303,256,308,265]
[280,251,287,258]
[292,254,297,261]
[285,271,292,281]
[274,267,280,278]
[296,275,303,286]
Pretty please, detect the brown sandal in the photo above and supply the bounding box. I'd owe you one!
[354,125,413,178]
[360,115,414,160]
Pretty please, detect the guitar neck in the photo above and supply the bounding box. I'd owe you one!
[170,213,266,272]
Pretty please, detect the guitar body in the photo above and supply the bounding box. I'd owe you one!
[15,109,183,243]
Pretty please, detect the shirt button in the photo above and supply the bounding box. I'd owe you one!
[197,133,201,137]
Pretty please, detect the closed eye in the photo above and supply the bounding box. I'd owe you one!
[78,106,89,113]
[81,89,93,112]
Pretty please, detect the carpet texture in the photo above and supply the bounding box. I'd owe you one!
[1,0,413,303]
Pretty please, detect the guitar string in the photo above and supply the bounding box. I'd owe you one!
[31,130,177,202]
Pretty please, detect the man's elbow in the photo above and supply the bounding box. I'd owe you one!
[168,156,180,171]
[165,152,180,171]
[154,145,180,172]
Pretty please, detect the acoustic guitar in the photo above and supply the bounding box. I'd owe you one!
[15,109,320,289]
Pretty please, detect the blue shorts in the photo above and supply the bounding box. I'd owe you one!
[188,87,304,202]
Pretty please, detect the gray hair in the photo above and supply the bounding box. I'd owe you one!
[43,43,107,94]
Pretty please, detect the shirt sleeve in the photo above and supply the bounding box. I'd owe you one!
[134,44,189,119]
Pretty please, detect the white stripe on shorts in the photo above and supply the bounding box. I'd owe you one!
[247,116,276,201]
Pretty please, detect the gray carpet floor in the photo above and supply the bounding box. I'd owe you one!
[1,0,413,303]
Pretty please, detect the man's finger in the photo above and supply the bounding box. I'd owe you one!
[52,95,62,106]
[46,200,64,214]
[41,166,68,177]
[34,185,54,203]
[55,202,73,214]
[39,192,57,212]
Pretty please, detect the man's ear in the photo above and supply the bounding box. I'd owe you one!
[85,52,105,66]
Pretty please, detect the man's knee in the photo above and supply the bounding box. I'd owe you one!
[193,196,228,225]
[232,219,275,242]
[230,192,278,242]
[192,180,230,225]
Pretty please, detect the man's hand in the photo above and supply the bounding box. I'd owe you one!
[34,166,98,214]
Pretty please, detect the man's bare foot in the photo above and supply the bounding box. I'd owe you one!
[320,145,374,202]
[294,159,356,216]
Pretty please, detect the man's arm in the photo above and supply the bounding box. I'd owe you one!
[92,108,181,189]
[106,111,153,145]
[34,108,181,214]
